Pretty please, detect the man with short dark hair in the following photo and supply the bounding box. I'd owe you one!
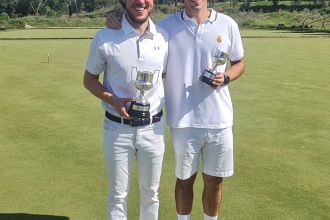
[157,0,245,219]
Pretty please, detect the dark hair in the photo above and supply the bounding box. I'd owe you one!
[120,0,126,9]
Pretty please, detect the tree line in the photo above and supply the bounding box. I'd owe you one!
[0,0,114,17]
[0,0,329,18]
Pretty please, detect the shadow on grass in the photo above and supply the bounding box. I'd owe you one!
[0,213,69,220]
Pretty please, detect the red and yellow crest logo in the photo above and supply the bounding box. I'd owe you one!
[217,35,222,43]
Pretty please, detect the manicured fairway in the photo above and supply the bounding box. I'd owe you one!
[0,29,329,220]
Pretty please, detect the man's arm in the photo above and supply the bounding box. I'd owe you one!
[212,58,245,88]
[106,10,123,29]
[226,58,245,82]
[83,70,132,118]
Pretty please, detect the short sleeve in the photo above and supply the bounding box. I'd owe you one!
[228,22,244,62]
[85,33,106,75]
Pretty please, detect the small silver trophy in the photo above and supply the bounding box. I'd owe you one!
[200,48,228,86]
[128,67,159,120]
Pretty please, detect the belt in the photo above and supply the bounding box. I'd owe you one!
[105,110,163,127]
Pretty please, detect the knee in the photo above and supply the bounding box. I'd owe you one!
[109,188,128,203]
[203,174,223,190]
[176,174,197,190]
[140,185,159,201]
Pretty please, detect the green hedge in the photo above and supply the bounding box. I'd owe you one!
[0,19,25,29]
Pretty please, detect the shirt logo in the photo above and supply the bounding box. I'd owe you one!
[217,35,222,43]
[154,46,160,50]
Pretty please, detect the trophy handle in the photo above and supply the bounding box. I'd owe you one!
[211,46,227,71]
[131,67,138,83]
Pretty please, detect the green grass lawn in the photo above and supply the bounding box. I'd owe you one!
[0,28,99,39]
[0,29,329,220]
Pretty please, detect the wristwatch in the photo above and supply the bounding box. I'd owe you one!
[223,72,231,86]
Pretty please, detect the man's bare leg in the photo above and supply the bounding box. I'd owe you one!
[175,173,198,215]
[202,173,223,217]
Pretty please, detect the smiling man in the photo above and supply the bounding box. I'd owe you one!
[83,0,168,219]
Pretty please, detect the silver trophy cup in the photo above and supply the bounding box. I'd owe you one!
[128,67,159,119]
[200,48,228,86]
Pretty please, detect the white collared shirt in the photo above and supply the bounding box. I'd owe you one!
[158,9,244,129]
[85,15,168,117]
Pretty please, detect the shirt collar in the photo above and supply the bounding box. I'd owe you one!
[121,14,157,37]
[182,8,217,24]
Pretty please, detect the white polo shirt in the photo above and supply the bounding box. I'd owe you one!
[85,15,168,117]
[158,9,244,129]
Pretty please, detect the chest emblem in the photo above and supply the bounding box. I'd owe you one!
[217,35,222,44]
[154,46,160,50]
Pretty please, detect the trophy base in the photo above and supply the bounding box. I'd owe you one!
[128,101,150,119]
[200,69,216,86]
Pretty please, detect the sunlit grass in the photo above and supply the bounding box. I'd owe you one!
[0,29,329,220]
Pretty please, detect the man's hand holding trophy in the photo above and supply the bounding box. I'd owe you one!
[128,67,160,126]
[199,47,230,88]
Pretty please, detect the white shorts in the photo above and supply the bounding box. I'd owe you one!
[170,127,234,180]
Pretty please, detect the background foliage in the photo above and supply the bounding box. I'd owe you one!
[0,1,329,32]
[0,0,329,17]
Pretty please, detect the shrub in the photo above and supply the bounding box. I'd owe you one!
[45,6,58,17]
[5,19,25,29]
[157,4,183,14]
[0,12,10,21]
[0,20,6,30]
